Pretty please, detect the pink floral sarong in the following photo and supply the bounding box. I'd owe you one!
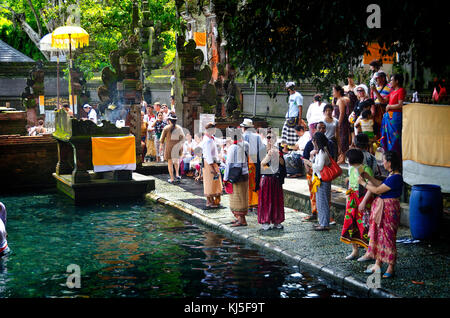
[367,197,401,265]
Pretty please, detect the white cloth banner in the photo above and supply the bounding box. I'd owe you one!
[93,163,136,173]
[403,160,450,193]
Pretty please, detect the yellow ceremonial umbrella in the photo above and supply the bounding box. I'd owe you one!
[40,33,72,109]
[52,26,89,116]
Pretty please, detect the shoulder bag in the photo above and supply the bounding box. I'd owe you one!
[228,144,246,183]
[320,149,342,182]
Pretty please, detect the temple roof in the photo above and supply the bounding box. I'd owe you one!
[0,39,35,63]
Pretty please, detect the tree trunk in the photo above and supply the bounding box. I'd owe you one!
[1,5,50,61]
[26,0,43,38]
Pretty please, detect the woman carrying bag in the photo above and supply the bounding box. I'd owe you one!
[223,133,250,227]
[303,132,341,231]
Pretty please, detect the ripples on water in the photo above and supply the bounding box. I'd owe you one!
[0,192,350,298]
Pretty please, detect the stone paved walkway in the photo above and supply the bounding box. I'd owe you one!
[145,174,450,298]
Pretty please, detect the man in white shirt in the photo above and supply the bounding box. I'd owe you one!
[240,118,266,211]
[282,82,304,147]
[83,104,97,124]
[202,122,222,208]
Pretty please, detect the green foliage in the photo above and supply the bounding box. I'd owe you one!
[0,20,45,61]
[0,3,46,61]
[201,0,450,92]
[1,0,181,80]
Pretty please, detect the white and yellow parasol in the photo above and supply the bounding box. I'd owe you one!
[51,26,89,115]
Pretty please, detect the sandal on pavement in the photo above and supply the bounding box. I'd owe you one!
[231,222,247,227]
[382,272,395,279]
[357,255,372,262]
[364,266,381,274]
[313,226,329,231]
[303,215,317,222]
[345,253,359,260]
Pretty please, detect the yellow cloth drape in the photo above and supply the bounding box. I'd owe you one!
[402,103,450,167]
[92,136,136,166]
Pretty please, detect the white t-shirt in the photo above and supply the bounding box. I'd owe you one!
[88,109,97,124]
[295,131,311,153]
[202,135,219,165]
[183,140,194,157]
[286,91,303,118]
[324,118,338,140]
[312,149,330,179]
[306,102,326,125]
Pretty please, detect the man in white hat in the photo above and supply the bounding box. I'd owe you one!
[83,104,97,124]
[282,82,304,147]
[240,118,265,212]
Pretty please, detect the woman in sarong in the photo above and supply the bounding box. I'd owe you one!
[258,133,286,231]
[160,113,185,184]
[358,151,403,278]
[202,122,223,208]
[223,134,250,227]
[371,74,406,157]
[332,85,351,164]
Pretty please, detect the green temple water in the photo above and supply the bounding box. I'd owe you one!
[0,191,350,298]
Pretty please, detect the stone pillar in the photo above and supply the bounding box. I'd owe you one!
[176,37,219,134]
[55,140,74,175]
[21,62,45,126]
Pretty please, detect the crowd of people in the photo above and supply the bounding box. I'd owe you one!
[164,60,407,278]
[18,60,407,279]
[277,59,406,278]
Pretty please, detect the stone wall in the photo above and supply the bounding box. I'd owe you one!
[147,81,319,129]
[0,134,58,192]
[0,62,70,109]
[0,111,27,135]
[240,83,319,128]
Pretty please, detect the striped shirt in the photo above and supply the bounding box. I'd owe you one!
[375,84,392,103]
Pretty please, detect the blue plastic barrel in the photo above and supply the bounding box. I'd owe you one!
[409,184,443,240]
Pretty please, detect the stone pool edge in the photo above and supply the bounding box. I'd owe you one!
[145,191,400,299]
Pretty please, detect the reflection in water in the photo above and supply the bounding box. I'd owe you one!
[0,192,351,298]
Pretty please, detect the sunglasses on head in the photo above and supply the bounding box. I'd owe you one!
[357,89,365,92]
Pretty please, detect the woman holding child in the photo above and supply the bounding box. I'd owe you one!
[358,151,403,278]
[372,74,406,157]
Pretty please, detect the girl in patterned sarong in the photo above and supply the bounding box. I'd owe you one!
[358,151,403,279]
[340,149,374,260]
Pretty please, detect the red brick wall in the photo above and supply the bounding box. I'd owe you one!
[0,134,57,191]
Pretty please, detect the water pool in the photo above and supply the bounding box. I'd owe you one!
[0,191,351,298]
